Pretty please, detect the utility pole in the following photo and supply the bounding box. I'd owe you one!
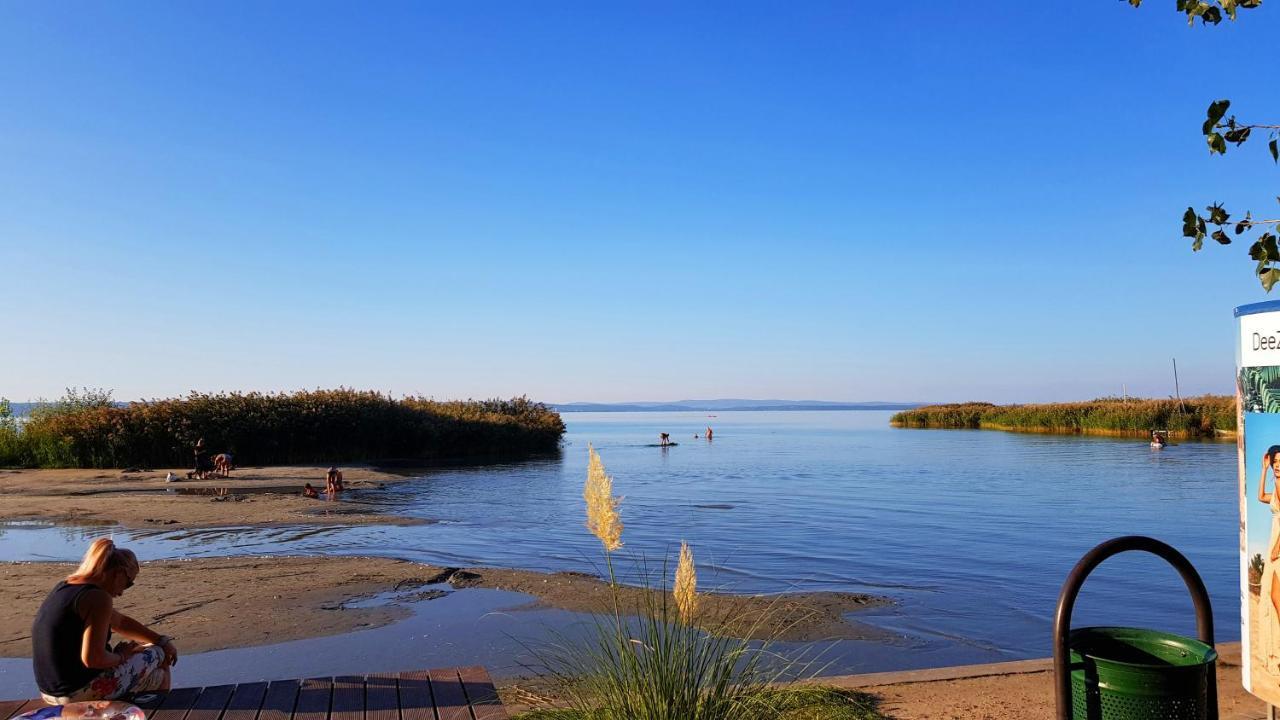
[1172,358,1185,414]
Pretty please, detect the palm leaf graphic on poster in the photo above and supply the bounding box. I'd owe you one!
[1241,366,1280,413]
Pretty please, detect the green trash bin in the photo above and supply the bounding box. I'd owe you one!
[1069,626,1218,720]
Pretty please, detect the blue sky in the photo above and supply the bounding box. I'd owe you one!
[1,2,1275,404]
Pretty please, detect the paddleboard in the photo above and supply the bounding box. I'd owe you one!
[645,443,679,447]
[18,702,144,720]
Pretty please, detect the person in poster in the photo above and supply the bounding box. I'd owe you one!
[1257,444,1280,677]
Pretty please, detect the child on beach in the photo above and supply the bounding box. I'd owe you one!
[325,467,344,494]
[302,483,319,499]
[213,453,234,477]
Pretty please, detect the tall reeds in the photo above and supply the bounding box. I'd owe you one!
[890,395,1234,438]
[1,388,564,468]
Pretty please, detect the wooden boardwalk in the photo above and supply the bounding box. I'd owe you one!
[0,667,508,720]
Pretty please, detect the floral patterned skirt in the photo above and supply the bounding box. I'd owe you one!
[41,646,168,705]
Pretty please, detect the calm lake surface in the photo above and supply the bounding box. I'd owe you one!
[0,411,1239,693]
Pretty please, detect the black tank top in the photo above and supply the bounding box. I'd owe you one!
[32,582,106,695]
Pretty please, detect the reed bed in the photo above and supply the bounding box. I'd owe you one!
[0,388,564,468]
[889,395,1235,438]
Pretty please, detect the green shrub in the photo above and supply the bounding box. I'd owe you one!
[4,388,563,468]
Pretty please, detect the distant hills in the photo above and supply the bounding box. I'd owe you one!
[553,399,923,412]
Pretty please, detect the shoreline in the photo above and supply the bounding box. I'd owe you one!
[0,557,892,659]
[889,422,1237,441]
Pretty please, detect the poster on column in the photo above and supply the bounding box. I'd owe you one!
[1238,301,1280,704]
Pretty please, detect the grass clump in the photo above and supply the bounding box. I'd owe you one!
[2,387,563,468]
[516,686,882,719]
[890,395,1234,439]
[519,446,885,720]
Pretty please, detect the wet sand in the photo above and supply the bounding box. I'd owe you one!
[441,567,890,642]
[0,466,422,528]
[0,556,436,657]
[0,558,890,658]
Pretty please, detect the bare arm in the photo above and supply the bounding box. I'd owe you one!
[1262,455,1273,504]
[109,610,164,645]
[78,589,124,670]
[111,610,179,666]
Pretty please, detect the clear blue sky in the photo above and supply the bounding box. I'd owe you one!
[1,2,1274,404]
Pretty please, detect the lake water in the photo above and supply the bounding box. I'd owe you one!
[0,411,1239,694]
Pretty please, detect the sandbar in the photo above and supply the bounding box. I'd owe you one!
[0,466,422,528]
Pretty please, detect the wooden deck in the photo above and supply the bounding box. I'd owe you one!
[0,667,508,720]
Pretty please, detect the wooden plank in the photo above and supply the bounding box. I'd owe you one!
[150,686,203,720]
[329,677,362,720]
[455,667,507,720]
[257,680,299,720]
[222,682,268,720]
[395,672,434,720]
[291,678,332,720]
[427,670,468,720]
[134,690,168,720]
[3,701,42,720]
[186,684,235,720]
[363,675,397,720]
[0,701,29,720]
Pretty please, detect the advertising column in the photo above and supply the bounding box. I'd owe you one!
[1238,300,1280,704]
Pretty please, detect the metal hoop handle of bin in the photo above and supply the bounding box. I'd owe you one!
[1053,535,1216,720]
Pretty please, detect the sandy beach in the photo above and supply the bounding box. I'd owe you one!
[0,556,889,658]
[821,642,1265,720]
[0,466,424,528]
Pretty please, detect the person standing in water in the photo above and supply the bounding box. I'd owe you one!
[659,433,671,446]
[706,427,713,440]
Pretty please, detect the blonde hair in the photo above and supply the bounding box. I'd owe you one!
[66,538,138,586]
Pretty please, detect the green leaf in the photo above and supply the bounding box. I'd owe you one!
[1205,99,1231,131]
[1203,5,1223,23]
[1224,127,1252,145]
[1270,138,1278,163]
[1263,233,1279,261]
[1193,236,1204,251]
[1208,132,1227,154]
[1207,203,1230,225]
[1222,0,1238,20]
[1183,207,1201,237]
[1260,268,1280,293]
[1251,240,1267,260]
[1213,229,1231,244]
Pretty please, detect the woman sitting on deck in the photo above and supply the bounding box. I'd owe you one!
[32,538,179,704]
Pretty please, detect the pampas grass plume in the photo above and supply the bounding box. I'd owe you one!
[584,445,623,552]
[674,540,698,622]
